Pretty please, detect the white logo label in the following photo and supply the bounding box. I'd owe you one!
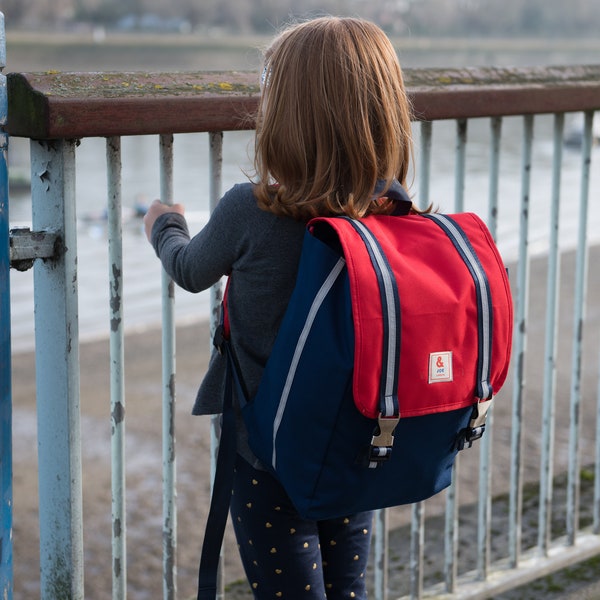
[429,351,453,384]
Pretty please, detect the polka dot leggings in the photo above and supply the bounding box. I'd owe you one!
[230,454,374,599]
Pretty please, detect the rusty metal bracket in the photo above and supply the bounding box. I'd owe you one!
[9,227,60,271]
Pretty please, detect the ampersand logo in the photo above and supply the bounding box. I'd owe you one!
[429,351,453,384]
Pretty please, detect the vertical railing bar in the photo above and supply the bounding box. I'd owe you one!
[595,197,600,535]
[208,132,224,343]
[208,131,225,599]
[106,136,126,599]
[0,11,12,598]
[454,119,467,213]
[487,116,502,237]
[418,121,432,210]
[509,114,533,568]
[159,133,177,600]
[478,368,494,579]
[596,138,600,533]
[373,509,388,600]
[31,138,84,599]
[476,115,503,580]
[443,117,467,591]
[566,110,593,546]
[444,458,459,593]
[409,503,424,600]
[537,113,564,555]
[407,119,433,600]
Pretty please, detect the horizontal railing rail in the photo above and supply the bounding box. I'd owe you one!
[6,64,600,138]
[4,64,600,600]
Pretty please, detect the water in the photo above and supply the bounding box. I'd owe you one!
[6,40,600,352]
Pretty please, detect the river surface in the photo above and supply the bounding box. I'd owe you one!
[6,37,600,351]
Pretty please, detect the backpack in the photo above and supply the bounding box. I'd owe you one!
[196,181,513,599]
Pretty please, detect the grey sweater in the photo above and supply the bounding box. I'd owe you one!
[151,182,306,463]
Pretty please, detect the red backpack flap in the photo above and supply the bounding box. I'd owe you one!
[310,213,513,419]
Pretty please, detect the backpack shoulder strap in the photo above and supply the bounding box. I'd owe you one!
[196,341,237,599]
[198,279,249,599]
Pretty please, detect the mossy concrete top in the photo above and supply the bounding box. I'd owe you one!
[6,65,600,139]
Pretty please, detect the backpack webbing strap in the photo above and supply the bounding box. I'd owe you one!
[423,213,495,450]
[423,213,494,401]
[196,342,237,600]
[270,256,347,470]
[346,219,401,419]
[345,219,401,467]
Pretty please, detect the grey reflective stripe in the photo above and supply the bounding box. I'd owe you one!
[271,257,346,469]
[426,213,493,399]
[351,220,398,416]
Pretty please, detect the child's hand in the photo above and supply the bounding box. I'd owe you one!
[143,200,185,242]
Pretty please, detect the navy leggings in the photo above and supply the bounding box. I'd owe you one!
[230,454,373,599]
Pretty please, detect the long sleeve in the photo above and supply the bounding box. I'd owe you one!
[150,186,249,293]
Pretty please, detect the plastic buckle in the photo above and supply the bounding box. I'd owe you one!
[368,416,399,467]
[467,424,486,442]
[456,419,488,451]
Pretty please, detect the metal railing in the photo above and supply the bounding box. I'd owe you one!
[2,46,600,600]
[0,12,12,599]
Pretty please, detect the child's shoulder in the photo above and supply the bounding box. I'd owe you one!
[219,182,274,222]
[220,182,258,211]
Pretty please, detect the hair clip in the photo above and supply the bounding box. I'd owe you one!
[261,65,271,87]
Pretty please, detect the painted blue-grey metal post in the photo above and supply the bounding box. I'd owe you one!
[159,133,177,600]
[409,503,424,600]
[408,119,433,600]
[538,113,564,555]
[566,111,593,546]
[208,132,224,342]
[373,509,388,600]
[417,121,432,211]
[596,229,600,536]
[0,11,13,599]
[31,138,84,598]
[443,117,468,592]
[454,119,467,213]
[208,131,225,599]
[477,115,503,581]
[107,136,126,599]
[444,455,459,593]
[509,114,534,568]
[487,116,502,238]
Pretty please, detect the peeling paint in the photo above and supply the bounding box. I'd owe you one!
[168,373,176,403]
[113,518,122,538]
[112,401,125,425]
[162,529,176,593]
[113,556,121,579]
[109,291,121,313]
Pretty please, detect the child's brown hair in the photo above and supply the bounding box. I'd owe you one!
[253,16,414,221]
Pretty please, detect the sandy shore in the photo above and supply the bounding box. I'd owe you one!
[10,246,600,599]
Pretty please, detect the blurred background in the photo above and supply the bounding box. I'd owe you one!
[3,0,600,38]
[3,0,600,73]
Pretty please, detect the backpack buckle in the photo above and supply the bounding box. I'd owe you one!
[456,423,486,450]
[456,398,493,451]
[367,416,399,468]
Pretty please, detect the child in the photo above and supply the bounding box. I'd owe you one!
[144,16,414,599]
